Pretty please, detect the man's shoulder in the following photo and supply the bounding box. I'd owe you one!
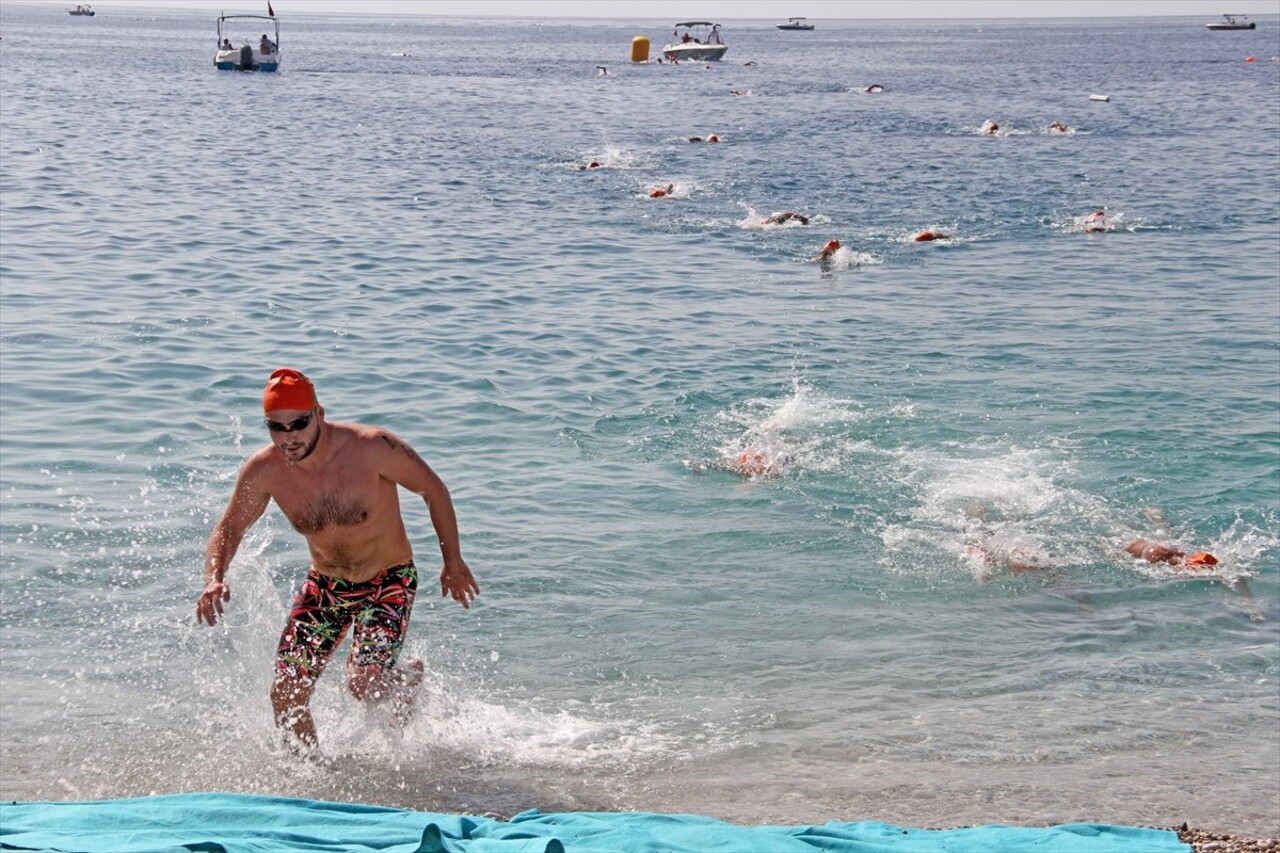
[328,420,393,440]
[328,420,409,453]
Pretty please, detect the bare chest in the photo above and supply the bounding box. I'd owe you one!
[272,466,390,536]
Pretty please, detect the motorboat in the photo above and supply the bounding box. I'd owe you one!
[214,14,280,72]
[662,22,728,62]
[67,5,94,16]
[1205,14,1256,29]
[776,17,814,30]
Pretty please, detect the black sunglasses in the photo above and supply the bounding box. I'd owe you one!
[264,411,314,433]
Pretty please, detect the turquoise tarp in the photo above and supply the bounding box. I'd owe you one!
[0,792,1190,853]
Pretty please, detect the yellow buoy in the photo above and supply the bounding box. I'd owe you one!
[631,36,650,63]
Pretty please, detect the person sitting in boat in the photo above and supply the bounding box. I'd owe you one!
[221,38,233,51]
[260,34,276,55]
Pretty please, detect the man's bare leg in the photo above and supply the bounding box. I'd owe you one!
[347,657,424,724]
[271,672,319,750]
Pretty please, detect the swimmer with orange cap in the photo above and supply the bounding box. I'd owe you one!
[649,183,675,198]
[911,230,951,242]
[1125,539,1218,570]
[980,119,999,135]
[577,160,602,170]
[1126,537,1262,620]
[817,239,842,262]
[196,368,481,749]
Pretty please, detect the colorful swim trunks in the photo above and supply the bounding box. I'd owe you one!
[275,561,417,682]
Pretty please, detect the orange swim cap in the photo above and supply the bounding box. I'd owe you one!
[1183,552,1218,567]
[262,368,316,413]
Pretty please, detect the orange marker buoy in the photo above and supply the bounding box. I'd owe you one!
[1245,56,1255,62]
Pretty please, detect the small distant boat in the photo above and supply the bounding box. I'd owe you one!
[214,14,280,72]
[662,22,728,63]
[776,17,814,31]
[1205,14,1256,30]
[67,4,94,16]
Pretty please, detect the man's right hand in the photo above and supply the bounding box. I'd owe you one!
[196,581,231,626]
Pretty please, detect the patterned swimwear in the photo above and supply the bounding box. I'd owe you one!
[275,561,417,682]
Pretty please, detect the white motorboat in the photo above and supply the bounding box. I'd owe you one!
[1205,14,1256,30]
[776,17,814,31]
[662,22,728,63]
[214,14,280,72]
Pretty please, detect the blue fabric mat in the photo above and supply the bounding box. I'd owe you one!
[0,792,1190,853]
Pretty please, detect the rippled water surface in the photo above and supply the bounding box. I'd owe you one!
[2,3,1279,835]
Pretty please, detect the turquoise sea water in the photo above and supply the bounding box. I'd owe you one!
[1,3,1278,835]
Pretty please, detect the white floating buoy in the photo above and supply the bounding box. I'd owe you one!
[1089,93,1111,102]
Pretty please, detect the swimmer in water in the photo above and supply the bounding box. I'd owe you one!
[911,230,951,242]
[963,507,1045,574]
[649,183,676,198]
[817,239,841,262]
[577,160,602,170]
[980,119,1000,135]
[687,446,792,478]
[958,505,1090,607]
[1047,121,1070,134]
[688,134,720,143]
[1084,210,1110,233]
[861,83,884,93]
[763,211,809,226]
[1125,539,1217,568]
[729,448,791,478]
[1126,536,1263,621]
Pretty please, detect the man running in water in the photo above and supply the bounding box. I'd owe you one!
[196,368,479,749]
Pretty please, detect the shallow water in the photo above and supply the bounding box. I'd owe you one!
[1,4,1278,834]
